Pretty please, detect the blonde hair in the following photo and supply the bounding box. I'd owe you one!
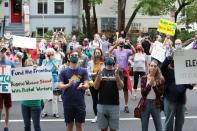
[163,38,173,48]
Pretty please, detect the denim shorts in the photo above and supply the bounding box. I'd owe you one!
[97,104,120,130]
[64,105,86,123]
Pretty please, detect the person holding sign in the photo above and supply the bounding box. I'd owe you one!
[0,47,15,131]
[161,56,195,131]
[41,48,60,118]
[58,50,89,131]
[21,58,42,131]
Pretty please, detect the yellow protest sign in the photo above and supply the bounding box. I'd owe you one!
[157,18,177,36]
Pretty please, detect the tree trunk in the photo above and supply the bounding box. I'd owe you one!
[124,1,143,34]
[174,2,189,41]
[83,0,91,39]
[82,14,86,34]
[118,0,126,32]
[92,5,98,33]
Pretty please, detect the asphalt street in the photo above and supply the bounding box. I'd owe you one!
[0,89,197,131]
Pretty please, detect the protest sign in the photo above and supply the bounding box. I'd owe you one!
[157,18,177,36]
[11,66,53,101]
[174,49,197,84]
[12,35,36,49]
[151,46,166,62]
[0,66,11,93]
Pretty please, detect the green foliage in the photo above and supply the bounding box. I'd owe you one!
[176,30,196,42]
[89,0,103,5]
[44,30,53,40]
[181,0,197,25]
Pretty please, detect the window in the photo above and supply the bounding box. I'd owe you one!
[131,23,141,33]
[53,27,65,32]
[54,0,64,14]
[101,18,116,32]
[37,0,47,14]
[37,27,48,37]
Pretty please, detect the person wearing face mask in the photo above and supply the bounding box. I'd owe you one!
[76,45,88,68]
[94,56,124,131]
[87,48,104,123]
[82,38,94,60]
[41,48,60,118]
[132,43,148,100]
[100,34,111,56]
[109,37,135,113]
[0,46,15,131]
[57,50,89,131]
[174,39,183,50]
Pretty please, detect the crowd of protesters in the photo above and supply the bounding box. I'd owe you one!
[0,31,196,131]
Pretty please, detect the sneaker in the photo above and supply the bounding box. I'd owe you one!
[124,106,130,113]
[41,113,48,118]
[91,116,97,123]
[4,127,9,131]
[53,114,60,118]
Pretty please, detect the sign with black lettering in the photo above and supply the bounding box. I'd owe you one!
[174,49,197,84]
[0,66,11,93]
[11,66,53,101]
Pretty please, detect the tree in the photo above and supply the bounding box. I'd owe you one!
[83,0,102,39]
[117,0,126,32]
[173,0,195,23]
[124,0,171,34]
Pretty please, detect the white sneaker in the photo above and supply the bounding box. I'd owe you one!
[91,116,97,123]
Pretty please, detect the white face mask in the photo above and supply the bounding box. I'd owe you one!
[175,44,182,49]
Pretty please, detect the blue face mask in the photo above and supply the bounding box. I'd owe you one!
[70,56,78,64]
[105,57,114,65]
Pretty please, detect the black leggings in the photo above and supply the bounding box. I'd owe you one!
[133,71,145,89]
[90,87,98,116]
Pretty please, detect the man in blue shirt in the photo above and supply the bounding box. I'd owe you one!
[58,50,89,131]
[0,47,15,131]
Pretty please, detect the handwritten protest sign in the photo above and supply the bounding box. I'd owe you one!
[11,66,53,101]
[12,35,36,49]
[0,66,11,93]
[174,49,197,84]
[157,18,177,36]
[151,46,166,62]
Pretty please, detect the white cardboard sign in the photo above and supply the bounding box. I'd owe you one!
[151,46,166,62]
[174,49,197,84]
[11,66,53,101]
[12,36,36,49]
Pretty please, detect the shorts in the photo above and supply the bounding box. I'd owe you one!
[97,104,120,130]
[0,93,12,109]
[64,105,86,123]
[123,76,128,91]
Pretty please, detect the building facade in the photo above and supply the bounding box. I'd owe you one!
[1,0,184,37]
